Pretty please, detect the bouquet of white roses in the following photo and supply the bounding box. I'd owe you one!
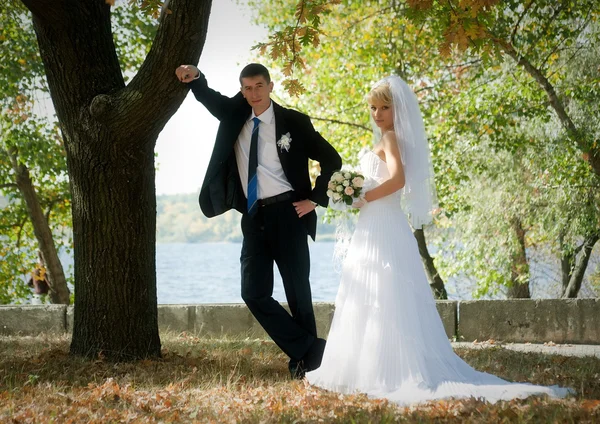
[326,170,366,209]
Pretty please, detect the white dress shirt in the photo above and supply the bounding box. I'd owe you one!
[234,101,293,199]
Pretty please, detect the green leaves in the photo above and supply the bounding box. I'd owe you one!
[250,0,600,298]
[111,2,158,80]
[252,0,341,94]
[0,0,157,303]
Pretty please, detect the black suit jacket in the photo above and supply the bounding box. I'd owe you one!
[189,74,342,241]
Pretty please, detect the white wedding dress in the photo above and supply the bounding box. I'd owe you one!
[306,149,571,405]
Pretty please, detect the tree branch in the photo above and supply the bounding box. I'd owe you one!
[492,37,600,176]
[290,0,307,71]
[308,116,371,132]
[415,86,436,94]
[540,6,594,69]
[541,184,600,190]
[277,102,370,131]
[342,7,394,35]
[45,199,57,225]
[114,0,213,137]
[511,0,537,44]
[0,223,25,229]
[15,216,28,249]
[546,44,587,80]
[573,240,585,256]
[562,231,600,298]
[0,183,19,190]
[21,0,68,27]
[413,228,447,299]
[524,3,565,58]
[453,75,502,105]
[411,20,428,72]
[444,60,483,69]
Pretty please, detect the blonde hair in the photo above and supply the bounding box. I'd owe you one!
[366,82,393,106]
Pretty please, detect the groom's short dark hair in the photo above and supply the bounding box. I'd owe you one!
[239,63,271,85]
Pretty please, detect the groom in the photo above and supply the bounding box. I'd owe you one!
[175,63,342,378]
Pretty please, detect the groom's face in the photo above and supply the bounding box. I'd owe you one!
[241,75,273,116]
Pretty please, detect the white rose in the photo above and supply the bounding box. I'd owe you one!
[352,176,364,188]
[336,185,344,192]
[326,189,333,198]
[332,192,342,201]
[334,173,345,183]
[344,172,351,179]
[342,180,349,187]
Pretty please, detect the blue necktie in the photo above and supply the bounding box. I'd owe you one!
[247,117,260,216]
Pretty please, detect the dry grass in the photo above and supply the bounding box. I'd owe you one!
[1,332,599,423]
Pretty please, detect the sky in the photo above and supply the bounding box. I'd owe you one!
[154,0,268,195]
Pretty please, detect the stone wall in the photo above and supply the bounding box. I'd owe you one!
[458,299,600,344]
[1,299,599,344]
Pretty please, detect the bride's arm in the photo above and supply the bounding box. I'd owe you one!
[364,131,405,203]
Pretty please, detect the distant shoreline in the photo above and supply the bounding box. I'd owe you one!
[156,193,338,244]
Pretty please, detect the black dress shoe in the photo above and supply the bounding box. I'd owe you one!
[288,338,327,379]
[288,359,306,380]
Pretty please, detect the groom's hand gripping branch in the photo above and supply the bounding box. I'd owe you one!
[175,64,200,83]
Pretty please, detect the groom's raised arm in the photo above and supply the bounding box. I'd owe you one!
[176,65,241,121]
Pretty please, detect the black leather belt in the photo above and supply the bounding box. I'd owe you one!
[258,191,294,207]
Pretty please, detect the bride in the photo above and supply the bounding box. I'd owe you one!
[306,76,571,405]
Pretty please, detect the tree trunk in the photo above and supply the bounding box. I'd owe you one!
[562,232,599,298]
[560,250,574,293]
[507,217,530,298]
[23,0,212,360]
[558,231,582,297]
[12,158,70,304]
[413,228,448,299]
[68,140,161,360]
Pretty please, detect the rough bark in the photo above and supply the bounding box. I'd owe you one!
[21,0,212,360]
[562,232,599,298]
[413,228,448,299]
[507,217,531,299]
[11,156,70,304]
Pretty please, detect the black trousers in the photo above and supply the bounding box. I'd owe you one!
[240,199,317,361]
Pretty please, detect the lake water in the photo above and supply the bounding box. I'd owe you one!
[54,242,595,305]
[156,242,598,303]
[155,242,490,304]
[156,242,341,304]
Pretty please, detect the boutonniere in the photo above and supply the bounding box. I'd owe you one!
[277,132,292,152]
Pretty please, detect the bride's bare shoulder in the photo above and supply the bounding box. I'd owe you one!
[381,130,397,145]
